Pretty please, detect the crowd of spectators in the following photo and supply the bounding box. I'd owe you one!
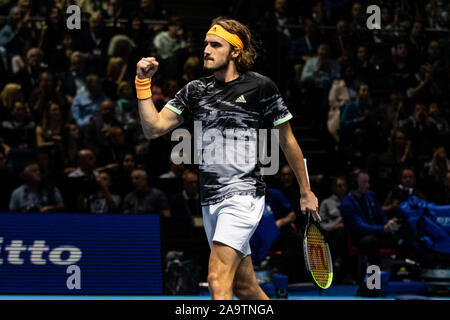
[0,0,449,286]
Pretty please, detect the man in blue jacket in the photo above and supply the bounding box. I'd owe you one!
[340,169,399,270]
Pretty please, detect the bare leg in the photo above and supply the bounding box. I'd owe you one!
[208,241,242,300]
[233,255,269,300]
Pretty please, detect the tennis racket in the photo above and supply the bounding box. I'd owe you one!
[302,159,333,290]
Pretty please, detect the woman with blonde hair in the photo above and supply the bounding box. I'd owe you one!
[103,56,127,100]
[0,83,23,119]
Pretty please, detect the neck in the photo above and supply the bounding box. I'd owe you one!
[214,62,239,83]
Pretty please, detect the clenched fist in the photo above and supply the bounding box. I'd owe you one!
[136,57,159,79]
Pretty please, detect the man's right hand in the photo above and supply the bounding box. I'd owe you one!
[384,218,400,233]
[136,57,159,79]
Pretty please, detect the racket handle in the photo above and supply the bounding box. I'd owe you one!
[304,158,315,222]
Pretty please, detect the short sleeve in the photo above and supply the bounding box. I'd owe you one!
[164,81,196,117]
[259,77,293,127]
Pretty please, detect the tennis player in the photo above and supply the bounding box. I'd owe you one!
[136,18,320,300]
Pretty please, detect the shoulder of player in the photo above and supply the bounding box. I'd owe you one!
[182,76,214,91]
[245,71,273,85]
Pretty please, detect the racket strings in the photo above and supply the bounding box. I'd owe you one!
[306,225,331,287]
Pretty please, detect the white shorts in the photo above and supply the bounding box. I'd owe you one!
[202,194,265,256]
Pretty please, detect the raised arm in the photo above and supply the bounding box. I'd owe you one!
[277,121,320,221]
[136,57,184,139]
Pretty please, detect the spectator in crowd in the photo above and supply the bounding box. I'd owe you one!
[125,14,152,59]
[405,63,441,104]
[156,153,185,199]
[0,2,38,65]
[425,0,450,30]
[38,6,65,64]
[350,2,364,31]
[327,63,357,143]
[340,169,400,281]
[102,57,128,101]
[354,45,376,86]
[165,31,202,83]
[45,31,79,74]
[35,101,67,174]
[170,169,201,218]
[12,47,46,98]
[135,0,166,20]
[259,0,296,95]
[426,146,450,186]
[9,161,65,212]
[301,42,340,125]
[0,82,24,120]
[387,40,416,91]
[79,11,111,58]
[112,152,137,198]
[0,100,35,149]
[278,164,301,223]
[29,70,67,121]
[408,20,427,59]
[97,126,131,172]
[263,187,300,282]
[78,171,121,213]
[289,17,321,71]
[65,148,99,211]
[103,0,128,31]
[68,148,99,179]
[329,19,355,63]
[382,166,426,219]
[428,102,449,136]
[61,122,83,175]
[84,99,122,155]
[58,51,89,102]
[377,90,408,146]
[180,56,202,85]
[71,73,108,128]
[386,127,414,176]
[0,6,25,50]
[116,81,138,127]
[339,169,398,266]
[0,148,19,211]
[35,101,65,148]
[168,169,202,240]
[339,83,378,164]
[399,101,439,167]
[153,16,186,61]
[123,168,170,216]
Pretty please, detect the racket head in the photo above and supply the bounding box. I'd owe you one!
[303,214,333,289]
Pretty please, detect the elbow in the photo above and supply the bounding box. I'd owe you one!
[142,126,162,140]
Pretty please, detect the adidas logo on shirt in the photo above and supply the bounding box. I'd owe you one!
[235,95,246,103]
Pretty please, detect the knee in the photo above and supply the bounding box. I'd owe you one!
[207,272,230,293]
